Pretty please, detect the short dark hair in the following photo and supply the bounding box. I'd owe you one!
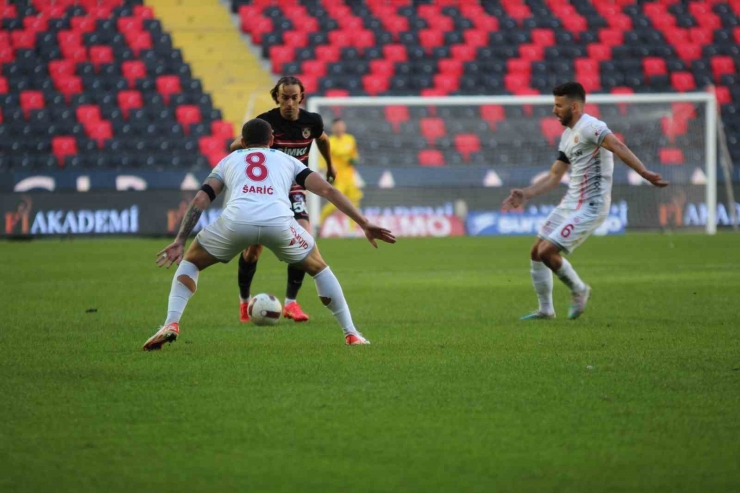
[553,82,586,102]
[270,76,305,104]
[242,118,272,146]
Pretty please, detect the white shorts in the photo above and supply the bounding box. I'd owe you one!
[195,217,315,264]
[538,205,608,254]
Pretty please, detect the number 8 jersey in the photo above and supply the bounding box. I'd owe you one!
[208,148,313,226]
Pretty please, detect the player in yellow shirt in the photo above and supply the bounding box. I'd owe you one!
[320,118,363,227]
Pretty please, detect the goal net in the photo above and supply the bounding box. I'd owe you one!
[307,92,724,239]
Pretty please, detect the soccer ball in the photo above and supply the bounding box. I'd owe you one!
[248,294,282,326]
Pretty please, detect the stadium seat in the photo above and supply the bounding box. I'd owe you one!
[176,105,202,129]
[453,134,481,161]
[385,105,409,132]
[52,136,78,166]
[659,148,685,165]
[420,117,446,145]
[418,149,444,167]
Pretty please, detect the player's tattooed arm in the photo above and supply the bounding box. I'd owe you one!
[175,177,224,244]
[175,202,203,244]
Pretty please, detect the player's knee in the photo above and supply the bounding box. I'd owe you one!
[242,245,263,263]
[175,260,200,293]
[538,242,559,264]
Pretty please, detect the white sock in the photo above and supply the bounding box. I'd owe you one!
[556,257,586,293]
[531,260,554,315]
[313,267,357,336]
[284,298,296,306]
[164,260,199,325]
[239,295,250,304]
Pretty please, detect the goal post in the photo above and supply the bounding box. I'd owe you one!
[307,92,721,237]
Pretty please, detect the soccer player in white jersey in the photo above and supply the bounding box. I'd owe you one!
[142,119,395,350]
[503,82,668,320]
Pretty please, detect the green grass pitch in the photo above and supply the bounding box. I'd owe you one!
[1,234,739,493]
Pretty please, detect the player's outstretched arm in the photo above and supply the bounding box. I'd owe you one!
[157,177,224,268]
[601,134,669,188]
[304,172,395,247]
[316,132,336,183]
[502,160,569,211]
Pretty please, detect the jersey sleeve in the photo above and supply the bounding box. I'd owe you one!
[314,113,324,138]
[585,118,612,146]
[208,156,228,183]
[556,132,570,163]
[350,135,359,161]
[290,155,313,187]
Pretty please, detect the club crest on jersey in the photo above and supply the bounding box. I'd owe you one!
[573,135,579,144]
[302,127,311,139]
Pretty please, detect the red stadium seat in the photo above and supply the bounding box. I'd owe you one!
[661,117,689,142]
[507,58,531,75]
[269,46,294,73]
[87,120,113,147]
[583,103,602,119]
[156,75,182,103]
[70,16,97,33]
[370,60,395,77]
[599,29,624,47]
[353,30,375,50]
[361,74,389,96]
[52,136,78,166]
[301,60,326,78]
[540,117,562,145]
[454,134,481,161]
[659,148,685,165]
[199,136,227,167]
[118,90,143,118]
[663,28,688,46]
[325,89,349,98]
[56,76,83,100]
[11,30,36,49]
[211,120,234,140]
[419,29,444,50]
[134,5,155,18]
[504,4,532,21]
[382,44,408,63]
[175,105,202,128]
[48,60,77,80]
[674,43,702,63]
[284,30,309,49]
[710,56,735,80]
[0,4,17,18]
[450,44,477,62]
[328,30,353,48]
[463,30,489,48]
[689,28,713,46]
[672,102,697,120]
[420,117,446,145]
[122,60,147,87]
[23,16,48,33]
[715,86,731,105]
[606,14,632,30]
[0,77,8,94]
[531,28,555,47]
[504,73,530,93]
[696,13,721,31]
[670,72,696,92]
[433,73,459,93]
[418,149,444,167]
[518,44,544,61]
[385,105,409,132]
[58,30,83,49]
[381,16,409,36]
[0,46,13,64]
[480,105,505,130]
[575,58,599,76]
[88,6,115,19]
[126,31,153,55]
[20,90,44,118]
[587,44,611,61]
[117,16,144,34]
[578,74,601,92]
[76,105,102,125]
[643,57,667,78]
[315,45,341,63]
[89,45,114,67]
[438,59,463,77]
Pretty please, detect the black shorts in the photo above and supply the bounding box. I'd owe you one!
[289,185,309,221]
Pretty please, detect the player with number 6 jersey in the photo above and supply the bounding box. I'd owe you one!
[502,82,669,321]
[142,118,395,351]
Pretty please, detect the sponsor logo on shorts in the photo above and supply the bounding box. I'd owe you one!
[289,225,310,249]
[242,185,274,195]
